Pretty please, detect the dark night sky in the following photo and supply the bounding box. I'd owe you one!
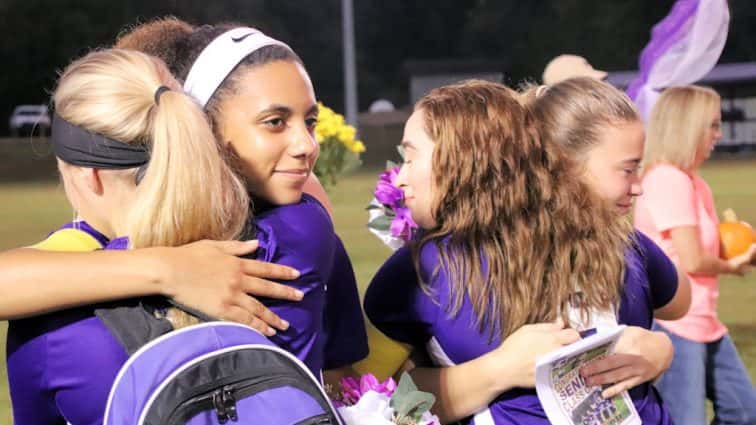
[1,0,754,130]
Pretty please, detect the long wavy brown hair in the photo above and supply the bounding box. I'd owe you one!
[414,80,628,339]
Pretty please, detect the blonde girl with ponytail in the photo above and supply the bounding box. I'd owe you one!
[5,18,368,398]
[54,49,248,248]
[6,48,247,425]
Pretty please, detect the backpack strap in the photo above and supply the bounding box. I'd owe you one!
[96,299,217,355]
[95,300,173,355]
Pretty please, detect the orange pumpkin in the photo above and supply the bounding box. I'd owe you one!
[719,209,754,259]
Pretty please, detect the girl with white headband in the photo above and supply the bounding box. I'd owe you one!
[2,18,367,420]
[0,25,310,338]
[7,48,250,425]
[114,19,368,381]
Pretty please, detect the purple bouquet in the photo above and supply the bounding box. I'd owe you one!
[329,373,439,425]
[331,374,398,408]
[367,164,418,249]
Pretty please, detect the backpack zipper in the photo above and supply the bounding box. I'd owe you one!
[167,374,286,424]
[211,385,237,423]
[166,375,335,424]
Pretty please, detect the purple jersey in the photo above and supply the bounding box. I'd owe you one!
[250,194,368,374]
[364,231,677,425]
[7,195,367,425]
[6,222,129,425]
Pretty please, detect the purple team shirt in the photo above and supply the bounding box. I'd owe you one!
[364,231,677,425]
[7,194,367,425]
[6,223,128,425]
[250,194,368,373]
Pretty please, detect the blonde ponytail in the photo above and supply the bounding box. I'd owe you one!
[127,84,248,248]
[54,49,249,328]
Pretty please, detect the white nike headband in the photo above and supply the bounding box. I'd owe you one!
[183,27,291,107]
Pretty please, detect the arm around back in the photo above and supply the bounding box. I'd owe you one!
[0,241,302,335]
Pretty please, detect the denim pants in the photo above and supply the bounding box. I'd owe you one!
[653,323,756,425]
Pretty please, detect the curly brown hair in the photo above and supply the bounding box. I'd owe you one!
[414,80,629,339]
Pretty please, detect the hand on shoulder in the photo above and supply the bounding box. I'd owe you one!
[153,239,303,335]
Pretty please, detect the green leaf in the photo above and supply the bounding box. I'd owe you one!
[394,372,418,397]
[390,373,436,420]
[368,214,392,231]
[366,204,384,211]
[400,392,436,420]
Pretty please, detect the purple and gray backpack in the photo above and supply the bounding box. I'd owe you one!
[102,321,342,425]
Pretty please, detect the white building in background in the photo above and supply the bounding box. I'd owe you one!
[608,62,756,151]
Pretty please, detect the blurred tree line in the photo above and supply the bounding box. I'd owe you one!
[1,0,755,133]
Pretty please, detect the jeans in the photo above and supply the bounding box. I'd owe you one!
[653,323,756,425]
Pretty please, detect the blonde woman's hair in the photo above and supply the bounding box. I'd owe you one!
[54,49,249,328]
[414,80,629,339]
[644,85,720,172]
[519,77,640,160]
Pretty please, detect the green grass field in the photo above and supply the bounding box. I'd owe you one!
[0,159,754,422]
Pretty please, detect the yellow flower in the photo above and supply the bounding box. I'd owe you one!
[341,139,354,151]
[313,102,366,186]
[337,126,356,143]
[351,140,366,153]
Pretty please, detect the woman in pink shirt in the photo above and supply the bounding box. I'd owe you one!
[634,85,756,425]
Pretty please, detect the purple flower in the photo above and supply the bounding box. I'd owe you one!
[382,166,400,185]
[373,166,418,242]
[340,377,363,405]
[374,167,404,208]
[391,206,417,240]
[359,374,397,397]
[338,374,397,406]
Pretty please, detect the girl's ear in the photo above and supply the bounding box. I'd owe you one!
[80,168,104,196]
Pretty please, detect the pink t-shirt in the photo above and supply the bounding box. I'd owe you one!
[633,163,727,343]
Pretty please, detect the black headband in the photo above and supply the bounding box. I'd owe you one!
[51,113,150,169]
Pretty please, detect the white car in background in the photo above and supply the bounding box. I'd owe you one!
[9,104,51,137]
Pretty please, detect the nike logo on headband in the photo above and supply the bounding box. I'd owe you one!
[231,31,258,42]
